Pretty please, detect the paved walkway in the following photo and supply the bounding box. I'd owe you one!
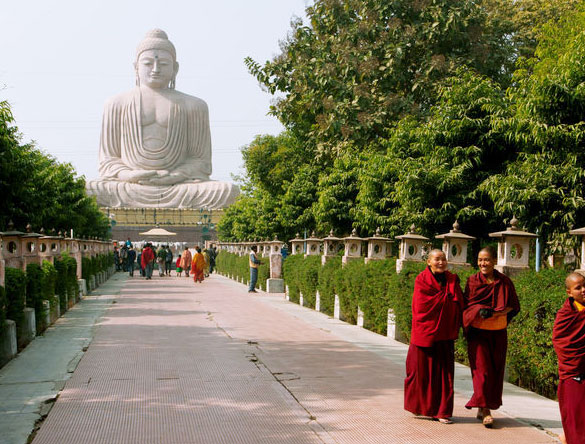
[1,273,562,443]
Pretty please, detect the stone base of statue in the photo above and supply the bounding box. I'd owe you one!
[267,278,284,293]
[86,180,239,209]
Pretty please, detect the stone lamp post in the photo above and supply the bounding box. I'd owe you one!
[489,217,538,275]
[365,228,392,264]
[266,237,285,293]
[1,221,25,269]
[21,224,43,270]
[322,230,341,265]
[396,224,429,273]
[342,228,364,266]
[290,234,304,256]
[569,226,585,274]
[305,231,322,258]
[435,221,476,269]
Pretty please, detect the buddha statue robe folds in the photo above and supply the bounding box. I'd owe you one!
[86,29,239,209]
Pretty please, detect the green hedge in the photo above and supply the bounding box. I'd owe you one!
[0,285,6,327]
[507,268,567,399]
[217,250,569,399]
[5,267,26,329]
[41,260,58,308]
[26,263,46,332]
[54,255,76,312]
[216,251,269,290]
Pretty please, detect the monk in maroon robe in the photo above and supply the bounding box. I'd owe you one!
[404,249,463,424]
[463,246,520,428]
[552,272,585,444]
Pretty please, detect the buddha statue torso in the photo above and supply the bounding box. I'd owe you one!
[86,29,239,209]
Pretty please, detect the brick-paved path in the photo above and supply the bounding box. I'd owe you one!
[31,273,557,444]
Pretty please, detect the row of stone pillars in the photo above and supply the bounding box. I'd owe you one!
[215,217,585,342]
[0,222,114,368]
[0,222,112,287]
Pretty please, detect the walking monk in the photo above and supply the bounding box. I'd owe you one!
[180,247,192,278]
[191,246,206,283]
[463,246,520,428]
[404,249,463,424]
[552,272,585,444]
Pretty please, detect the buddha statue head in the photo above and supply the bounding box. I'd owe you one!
[134,29,179,90]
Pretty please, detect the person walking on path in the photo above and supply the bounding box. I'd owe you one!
[404,249,463,424]
[192,246,206,283]
[176,254,183,276]
[141,243,155,280]
[165,246,173,276]
[553,272,585,444]
[114,247,120,271]
[202,248,210,277]
[156,246,166,277]
[127,247,136,277]
[248,246,261,293]
[208,246,217,274]
[462,246,520,428]
[181,247,192,278]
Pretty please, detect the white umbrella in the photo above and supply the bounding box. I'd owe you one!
[139,227,177,236]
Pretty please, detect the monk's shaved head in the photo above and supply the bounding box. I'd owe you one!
[428,249,446,259]
[565,272,585,289]
[479,246,497,260]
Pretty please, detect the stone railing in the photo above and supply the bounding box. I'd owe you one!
[214,217,585,343]
[0,222,115,368]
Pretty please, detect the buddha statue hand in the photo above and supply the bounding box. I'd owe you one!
[137,170,189,186]
[117,169,158,183]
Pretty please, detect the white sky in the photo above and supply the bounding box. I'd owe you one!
[0,0,310,183]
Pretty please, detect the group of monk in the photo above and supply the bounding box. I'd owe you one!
[177,246,209,283]
[405,247,585,444]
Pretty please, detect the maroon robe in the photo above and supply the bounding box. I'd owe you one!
[553,298,585,444]
[404,267,463,418]
[463,270,520,410]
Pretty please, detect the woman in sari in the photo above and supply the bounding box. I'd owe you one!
[191,246,206,283]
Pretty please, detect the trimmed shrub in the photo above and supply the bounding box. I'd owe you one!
[317,257,341,315]
[41,260,58,308]
[26,263,46,331]
[506,268,567,399]
[0,285,6,327]
[282,254,304,303]
[5,267,26,328]
[54,259,68,312]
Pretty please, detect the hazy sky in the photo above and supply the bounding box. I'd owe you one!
[1,0,310,183]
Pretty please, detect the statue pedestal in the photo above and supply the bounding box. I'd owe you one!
[267,278,284,293]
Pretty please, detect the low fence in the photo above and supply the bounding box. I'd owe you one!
[0,224,114,368]
[214,219,582,400]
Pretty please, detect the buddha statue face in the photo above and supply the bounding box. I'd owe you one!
[135,49,178,89]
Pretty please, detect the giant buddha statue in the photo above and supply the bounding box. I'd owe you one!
[86,29,239,208]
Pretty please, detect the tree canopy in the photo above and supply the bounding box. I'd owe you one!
[0,100,110,237]
[220,0,585,256]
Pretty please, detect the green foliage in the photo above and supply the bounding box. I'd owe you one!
[215,251,269,290]
[54,259,68,312]
[246,0,515,157]
[507,267,567,399]
[41,260,58,308]
[317,257,341,316]
[0,286,6,327]
[282,254,304,304]
[26,263,46,332]
[5,267,26,328]
[0,100,110,238]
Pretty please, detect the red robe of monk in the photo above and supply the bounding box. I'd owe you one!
[192,252,206,283]
[404,267,463,419]
[140,246,155,269]
[553,297,585,444]
[463,270,520,411]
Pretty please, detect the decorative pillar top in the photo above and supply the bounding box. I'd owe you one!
[489,217,537,269]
